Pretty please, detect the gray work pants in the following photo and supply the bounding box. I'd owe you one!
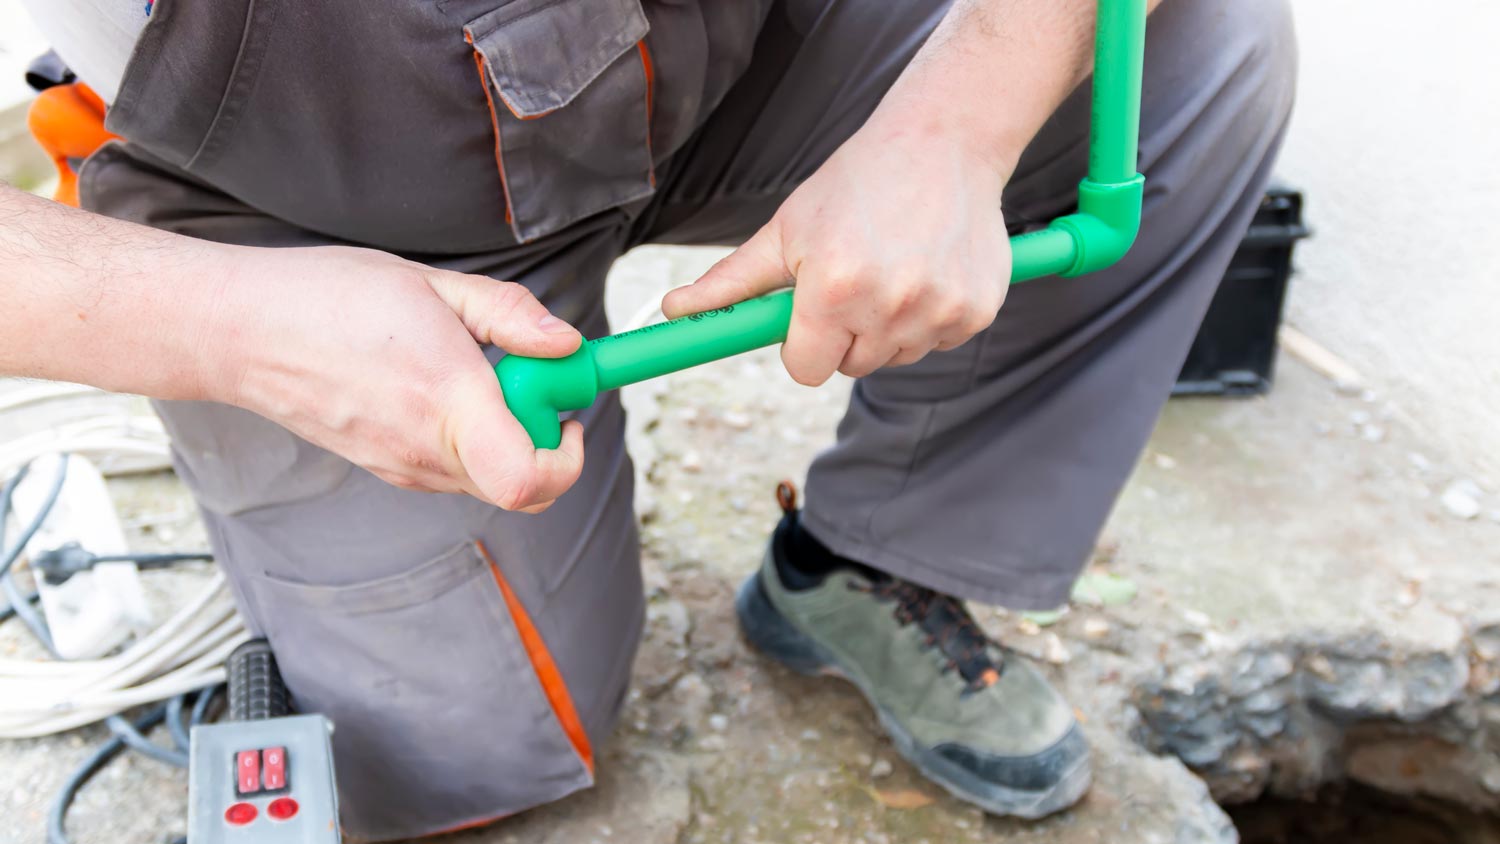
[80,0,1296,837]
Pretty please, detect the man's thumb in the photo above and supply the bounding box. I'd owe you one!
[662,225,791,319]
[427,271,582,358]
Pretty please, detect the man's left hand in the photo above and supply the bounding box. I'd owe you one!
[662,123,1012,385]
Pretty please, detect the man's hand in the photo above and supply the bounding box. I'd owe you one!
[664,0,1121,385]
[0,185,582,513]
[206,244,585,513]
[662,125,1011,385]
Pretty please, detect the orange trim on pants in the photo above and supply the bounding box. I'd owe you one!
[477,541,594,773]
[424,543,596,838]
[26,83,117,207]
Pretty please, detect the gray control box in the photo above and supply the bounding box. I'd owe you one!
[188,714,339,843]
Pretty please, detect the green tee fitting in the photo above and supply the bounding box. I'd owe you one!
[497,0,1147,449]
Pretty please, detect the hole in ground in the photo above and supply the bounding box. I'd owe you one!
[1226,781,1500,844]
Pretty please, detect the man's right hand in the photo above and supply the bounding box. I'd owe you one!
[202,244,586,513]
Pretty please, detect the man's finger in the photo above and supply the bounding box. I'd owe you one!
[450,374,585,511]
[781,305,854,387]
[838,336,900,379]
[662,224,791,319]
[524,419,586,505]
[427,271,582,359]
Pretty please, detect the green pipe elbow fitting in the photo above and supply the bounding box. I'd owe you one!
[1050,175,1146,277]
[494,346,599,451]
[496,0,1148,449]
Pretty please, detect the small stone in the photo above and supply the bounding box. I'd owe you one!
[1082,617,1111,639]
[708,714,728,732]
[680,451,703,472]
[1334,380,1363,396]
[730,496,750,513]
[855,752,873,768]
[698,733,727,752]
[1408,452,1433,472]
[1042,633,1071,664]
[870,758,894,778]
[1483,767,1500,794]
[799,728,821,742]
[1152,452,1178,470]
[1359,424,1386,443]
[1349,409,1372,427]
[1183,609,1212,628]
[667,673,713,730]
[1016,618,1042,637]
[1440,479,1483,520]
[723,411,753,430]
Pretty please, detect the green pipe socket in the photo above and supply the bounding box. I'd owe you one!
[497,0,1147,449]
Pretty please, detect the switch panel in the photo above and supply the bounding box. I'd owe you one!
[189,715,339,844]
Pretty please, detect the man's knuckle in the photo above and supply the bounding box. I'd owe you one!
[491,281,534,315]
[496,475,537,511]
[960,308,996,336]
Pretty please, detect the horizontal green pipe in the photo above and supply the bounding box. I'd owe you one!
[591,290,793,391]
[1009,228,1080,282]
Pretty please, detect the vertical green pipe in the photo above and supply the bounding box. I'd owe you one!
[1087,0,1146,185]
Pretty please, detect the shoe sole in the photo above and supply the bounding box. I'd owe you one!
[735,569,1092,820]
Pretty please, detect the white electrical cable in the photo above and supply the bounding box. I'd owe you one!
[0,574,249,738]
[0,382,98,413]
[0,393,248,739]
[0,414,172,479]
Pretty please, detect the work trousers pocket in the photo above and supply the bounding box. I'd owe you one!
[247,541,593,839]
[458,0,657,242]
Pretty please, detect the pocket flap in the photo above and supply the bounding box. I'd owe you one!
[466,0,649,119]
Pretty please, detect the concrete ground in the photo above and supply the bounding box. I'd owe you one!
[1276,0,1500,480]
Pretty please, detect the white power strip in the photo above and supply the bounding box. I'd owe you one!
[10,453,152,659]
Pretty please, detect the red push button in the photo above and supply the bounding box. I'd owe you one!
[262,746,287,790]
[235,750,261,794]
[267,797,299,821]
[225,802,258,825]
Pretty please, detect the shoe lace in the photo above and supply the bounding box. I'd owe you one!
[850,577,1004,693]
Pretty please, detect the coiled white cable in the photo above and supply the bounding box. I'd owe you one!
[0,387,247,738]
[0,575,248,738]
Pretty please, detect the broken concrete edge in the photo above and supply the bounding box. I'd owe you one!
[1130,618,1500,812]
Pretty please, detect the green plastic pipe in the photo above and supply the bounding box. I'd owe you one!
[498,0,1148,449]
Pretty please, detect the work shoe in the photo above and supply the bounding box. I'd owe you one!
[735,484,1090,818]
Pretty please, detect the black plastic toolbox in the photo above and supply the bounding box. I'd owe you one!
[1173,186,1310,396]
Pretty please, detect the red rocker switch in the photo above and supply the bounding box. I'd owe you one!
[235,750,261,795]
[263,746,288,791]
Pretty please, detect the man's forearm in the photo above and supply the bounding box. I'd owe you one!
[0,183,228,399]
[870,0,1161,181]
